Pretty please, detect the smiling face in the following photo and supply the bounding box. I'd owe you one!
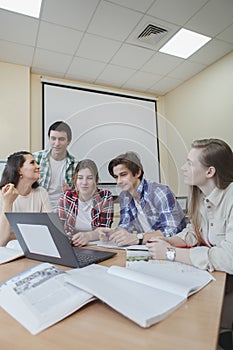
[49,130,70,160]
[19,154,40,183]
[75,167,97,201]
[112,164,141,196]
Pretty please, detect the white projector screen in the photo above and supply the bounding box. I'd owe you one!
[42,82,160,189]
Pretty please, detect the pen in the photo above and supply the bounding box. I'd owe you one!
[147,239,160,243]
[64,231,73,240]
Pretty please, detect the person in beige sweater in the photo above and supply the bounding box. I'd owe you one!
[146,138,233,342]
[147,138,233,273]
[0,151,52,246]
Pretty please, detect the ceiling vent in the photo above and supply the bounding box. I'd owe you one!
[137,24,168,45]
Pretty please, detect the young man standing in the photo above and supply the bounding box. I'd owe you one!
[103,151,186,246]
[33,121,77,210]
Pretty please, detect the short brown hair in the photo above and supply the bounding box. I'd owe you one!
[48,121,72,142]
[108,151,144,180]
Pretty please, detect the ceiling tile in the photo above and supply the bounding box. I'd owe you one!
[148,0,209,25]
[148,76,182,95]
[65,74,95,84]
[168,60,206,80]
[217,24,233,45]
[37,21,83,55]
[0,40,34,66]
[67,57,106,80]
[110,44,155,69]
[41,0,99,31]
[108,0,154,12]
[32,67,66,79]
[0,0,233,95]
[96,64,136,86]
[189,38,233,65]
[185,0,233,37]
[76,33,122,62]
[0,10,39,46]
[122,71,162,91]
[142,52,183,75]
[87,1,143,41]
[32,48,72,73]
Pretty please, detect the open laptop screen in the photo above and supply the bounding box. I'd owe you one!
[5,212,116,267]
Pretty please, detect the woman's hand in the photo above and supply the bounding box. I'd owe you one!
[146,237,172,260]
[2,183,19,206]
[71,232,91,247]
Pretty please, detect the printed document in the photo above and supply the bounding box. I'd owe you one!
[0,263,95,334]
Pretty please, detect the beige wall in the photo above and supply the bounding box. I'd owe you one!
[157,50,233,195]
[0,62,30,158]
[30,74,43,152]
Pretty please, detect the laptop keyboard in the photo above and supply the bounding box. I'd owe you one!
[74,251,105,267]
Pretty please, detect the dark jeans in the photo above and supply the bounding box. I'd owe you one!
[219,274,233,350]
[220,274,233,330]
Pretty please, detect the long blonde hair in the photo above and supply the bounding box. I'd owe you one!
[188,139,233,244]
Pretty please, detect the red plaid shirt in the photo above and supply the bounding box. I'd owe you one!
[57,188,113,234]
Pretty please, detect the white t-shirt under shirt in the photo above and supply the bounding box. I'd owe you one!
[48,156,66,210]
[134,199,151,233]
[75,199,92,232]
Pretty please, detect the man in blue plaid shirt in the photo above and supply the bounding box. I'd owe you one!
[33,121,77,210]
[101,151,186,246]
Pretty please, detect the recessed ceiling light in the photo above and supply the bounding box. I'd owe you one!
[159,28,211,59]
[0,0,42,18]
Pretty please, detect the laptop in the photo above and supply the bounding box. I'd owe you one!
[5,212,116,268]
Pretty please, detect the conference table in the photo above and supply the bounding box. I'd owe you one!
[0,247,226,350]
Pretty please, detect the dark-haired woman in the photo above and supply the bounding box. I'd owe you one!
[0,151,52,246]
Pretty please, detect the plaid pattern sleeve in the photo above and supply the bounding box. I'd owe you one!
[64,153,77,188]
[92,189,114,228]
[33,150,77,190]
[33,150,51,190]
[57,190,78,234]
[146,183,186,237]
[57,189,114,233]
[118,178,186,237]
